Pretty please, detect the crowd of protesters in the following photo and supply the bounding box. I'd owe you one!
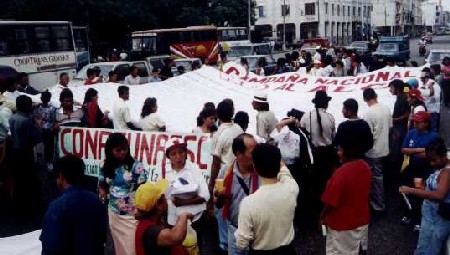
[0,56,449,255]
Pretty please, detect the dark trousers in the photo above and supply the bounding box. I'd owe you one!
[250,243,296,255]
[442,79,450,107]
[42,129,55,163]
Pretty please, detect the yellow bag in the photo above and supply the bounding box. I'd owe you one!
[401,155,410,173]
[182,224,199,255]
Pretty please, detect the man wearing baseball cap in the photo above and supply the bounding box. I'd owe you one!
[134,179,193,255]
[407,89,426,129]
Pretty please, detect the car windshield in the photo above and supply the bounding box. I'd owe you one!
[228,46,253,57]
[246,58,259,69]
[429,52,450,63]
[175,61,193,70]
[350,42,367,49]
[74,65,114,80]
[378,43,398,52]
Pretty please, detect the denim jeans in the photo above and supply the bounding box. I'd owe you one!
[430,112,440,132]
[228,224,249,255]
[365,157,386,211]
[216,209,229,251]
[416,200,450,254]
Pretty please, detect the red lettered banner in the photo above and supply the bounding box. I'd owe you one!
[57,127,212,183]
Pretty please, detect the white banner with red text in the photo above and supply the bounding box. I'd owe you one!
[57,127,212,182]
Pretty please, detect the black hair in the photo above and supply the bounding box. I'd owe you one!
[421,67,431,73]
[291,51,300,60]
[336,60,344,67]
[232,133,254,155]
[18,72,28,80]
[343,98,358,114]
[59,88,73,103]
[363,88,377,101]
[389,79,406,93]
[443,57,450,65]
[234,111,249,131]
[192,61,201,70]
[102,133,135,180]
[108,71,116,77]
[220,52,227,60]
[287,108,304,120]
[252,143,281,178]
[86,68,95,77]
[425,138,447,157]
[204,102,215,110]
[240,57,248,66]
[430,64,441,75]
[16,95,33,114]
[59,72,68,79]
[217,100,234,122]
[277,57,286,67]
[84,88,98,104]
[152,67,159,73]
[141,97,157,118]
[410,61,418,67]
[5,77,17,91]
[41,90,52,102]
[197,107,217,126]
[117,85,129,96]
[130,65,138,73]
[253,101,270,111]
[54,154,85,186]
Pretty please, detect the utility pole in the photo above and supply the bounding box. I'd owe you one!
[282,0,286,51]
[248,0,252,41]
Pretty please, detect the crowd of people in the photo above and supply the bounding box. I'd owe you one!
[0,55,450,255]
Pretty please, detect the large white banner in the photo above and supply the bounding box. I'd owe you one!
[57,64,421,133]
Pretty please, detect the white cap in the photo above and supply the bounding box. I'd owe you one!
[253,91,268,103]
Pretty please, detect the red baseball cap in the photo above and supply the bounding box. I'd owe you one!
[412,111,430,123]
[408,89,425,102]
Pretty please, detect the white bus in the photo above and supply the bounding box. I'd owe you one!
[218,27,250,48]
[0,21,78,91]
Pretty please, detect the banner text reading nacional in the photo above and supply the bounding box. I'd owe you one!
[58,127,212,183]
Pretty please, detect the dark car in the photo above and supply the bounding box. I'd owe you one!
[346,41,371,54]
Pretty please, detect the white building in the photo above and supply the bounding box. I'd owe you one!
[254,0,371,46]
[421,0,444,31]
[372,0,420,35]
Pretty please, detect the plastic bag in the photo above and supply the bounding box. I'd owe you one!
[182,223,199,255]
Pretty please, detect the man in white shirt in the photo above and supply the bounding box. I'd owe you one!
[362,88,392,212]
[235,144,298,253]
[112,86,140,130]
[124,66,140,85]
[419,72,441,131]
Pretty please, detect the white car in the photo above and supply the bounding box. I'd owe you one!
[71,61,152,86]
[425,50,450,65]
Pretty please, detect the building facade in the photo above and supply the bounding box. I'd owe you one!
[372,0,422,36]
[254,0,371,46]
[421,0,445,32]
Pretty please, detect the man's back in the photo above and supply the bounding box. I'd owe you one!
[40,186,107,255]
[363,103,391,158]
[113,98,130,130]
[211,123,243,165]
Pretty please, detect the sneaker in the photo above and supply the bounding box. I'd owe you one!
[401,216,411,225]
[414,225,421,232]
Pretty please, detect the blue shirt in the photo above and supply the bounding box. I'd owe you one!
[9,112,42,150]
[40,186,107,255]
[402,129,438,163]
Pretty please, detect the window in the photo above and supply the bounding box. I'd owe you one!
[305,3,315,15]
[325,3,328,14]
[363,6,366,16]
[134,62,149,77]
[348,6,350,16]
[343,5,346,16]
[358,7,361,16]
[258,6,265,17]
[337,5,340,16]
[35,27,51,52]
[281,4,290,16]
[114,64,131,81]
[353,7,356,16]
[51,25,72,51]
[332,4,335,16]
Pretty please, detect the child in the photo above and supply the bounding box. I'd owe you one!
[33,91,56,169]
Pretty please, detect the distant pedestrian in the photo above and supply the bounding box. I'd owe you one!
[160,58,174,81]
[194,107,217,136]
[40,155,107,255]
[252,92,277,141]
[333,61,345,77]
[113,86,140,130]
[407,89,427,129]
[235,144,298,254]
[55,88,84,127]
[148,68,161,83]
[99,133,149,255]
[440,57,450,107]
[82,88,111,128]
[16,72,39,95]
[84,68,101,85]
[255,57,266,76]
[125,66,141,85]
[108,71,118,83]
[233,111,250,133]
[419,72,441,131]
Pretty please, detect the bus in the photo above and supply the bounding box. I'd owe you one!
[0,21,77,91]
[72,26,90,70]
[131,26,219,64]
[218,27,250,48]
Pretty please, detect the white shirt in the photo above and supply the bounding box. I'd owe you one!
[165,161,210,225]
[210,122,243,165]
[314,52,322,62]
[112,97,131,130]
[235,166,299,250]
[3,91,21,103]
[322,65,334,77]
[420,79,441,113]
[363,103,392,158]
[270,126,300,165]
[300,108,336,147]
[256,111,278,140]
[124,75,140,85]
[139,113,165,131]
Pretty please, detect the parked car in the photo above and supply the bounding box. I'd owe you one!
[146,55,171,70]
[171,58,202,75]
[346,41,371,54]
[227,43,271,61]
[372,36,410,64]
[237,55,276,75]
[425,50,450,65]
[71,61,151,85]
